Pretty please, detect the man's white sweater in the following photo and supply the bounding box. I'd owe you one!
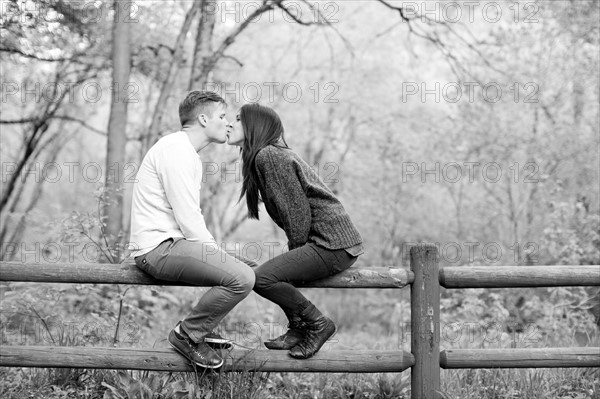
[128,131,216,257]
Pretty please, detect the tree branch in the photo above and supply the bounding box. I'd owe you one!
[377,0,422,23]
[139,43,175,56]
[208,0,279,68]
[375,0,484,80]
[221,54,244,67]
[1,115,106,136]
[278,1,326,26]
[0,46,90,64]
[143,0,203,153]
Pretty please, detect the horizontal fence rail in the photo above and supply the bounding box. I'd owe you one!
[1,346,596,372]
[0,261,414,289]
[440,348,600,369]
[3,262,598,289]
[0,346,414,373]
[1,247,599,399]
[440,265,600,288]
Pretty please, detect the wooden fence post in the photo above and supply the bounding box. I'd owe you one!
[410,244,441,399]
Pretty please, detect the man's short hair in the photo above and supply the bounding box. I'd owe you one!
[179,91,226,126]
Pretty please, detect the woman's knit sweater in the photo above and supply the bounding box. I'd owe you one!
[254,145,363,254]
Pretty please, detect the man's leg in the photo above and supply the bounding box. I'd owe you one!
[142,238,255,341]
[136,238,254,367]
[223,247,259,268]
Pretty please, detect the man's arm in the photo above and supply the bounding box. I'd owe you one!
[156,145,217,244]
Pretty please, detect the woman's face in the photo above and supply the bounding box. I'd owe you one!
[226,110,245,146]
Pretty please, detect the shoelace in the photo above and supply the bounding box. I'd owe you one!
[185,337,218,359]
[193,346,209,358]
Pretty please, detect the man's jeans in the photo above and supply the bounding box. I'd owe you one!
[134,238,255,343]
[253,242,359,315]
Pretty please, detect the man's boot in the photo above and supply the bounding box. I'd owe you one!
[288,304,336,359]
[264,312,306,350]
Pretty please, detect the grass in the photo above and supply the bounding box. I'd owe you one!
[1,367,597,398]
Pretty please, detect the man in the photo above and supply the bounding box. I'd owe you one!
[128,91,255,369]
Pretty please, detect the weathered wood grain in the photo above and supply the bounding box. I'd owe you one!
[410,244,441,399]
[0,261,413,288]
[440,266,600,288]
[440,347,600,368]
[0,346,414,373]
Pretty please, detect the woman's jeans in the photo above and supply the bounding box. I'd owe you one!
[253,242,359,315]
[134,238,255,343]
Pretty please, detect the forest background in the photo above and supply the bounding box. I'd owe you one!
[1,1,599,398]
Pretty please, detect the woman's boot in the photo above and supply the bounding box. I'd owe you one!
[288,304,336,359]
[264,313,306,350]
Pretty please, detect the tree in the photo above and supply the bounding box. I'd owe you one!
[103,0,132,256]
[0,1,108,254]
[189,0,217,90]
[141,0,203,155]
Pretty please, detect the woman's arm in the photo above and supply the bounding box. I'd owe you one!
[255,148,311,250]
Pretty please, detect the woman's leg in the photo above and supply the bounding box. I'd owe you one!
[253,242,357,313]
[253,242,358,356]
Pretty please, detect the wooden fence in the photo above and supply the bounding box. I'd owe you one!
[1,244,599,398]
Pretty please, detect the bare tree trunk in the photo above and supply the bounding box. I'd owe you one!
[143,0,307,155]
[2,135,67,261]
[0,68,88,214]
[0,66,96,247]
[187,1,284,240]
[103,0,132,257]
[0,127,66,248]
[143,1,202,155]
[0,121,49,214]
[187,0,283,92]
[189,0,216,90]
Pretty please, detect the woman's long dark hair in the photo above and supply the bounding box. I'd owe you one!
[239,103,288,219]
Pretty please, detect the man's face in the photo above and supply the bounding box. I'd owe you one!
[200,103,228,143]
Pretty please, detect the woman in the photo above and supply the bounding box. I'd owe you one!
[226,103,364,359]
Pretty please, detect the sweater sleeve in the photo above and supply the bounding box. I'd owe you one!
[155,145,217,245]
[256,148,311,250]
